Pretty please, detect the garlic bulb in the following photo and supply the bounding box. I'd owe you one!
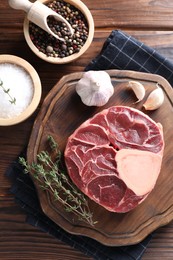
[76,71,114,106]
[128,81,145,103]
[143,85,164,110]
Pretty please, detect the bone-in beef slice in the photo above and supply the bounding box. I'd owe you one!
[64,106,164,213]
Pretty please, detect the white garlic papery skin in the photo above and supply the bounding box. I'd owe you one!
[76,71,114,106]
[128,81,145,103]
[143,86,164,110]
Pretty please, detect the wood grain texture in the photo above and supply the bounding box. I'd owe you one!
[27,70,173,246]
[1,0,173,259]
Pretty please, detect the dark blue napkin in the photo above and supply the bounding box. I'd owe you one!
[7,153,152,260]
[7,29,173,260]
[86,30,173,87]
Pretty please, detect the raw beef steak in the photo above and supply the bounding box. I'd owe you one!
[64,106,164,213]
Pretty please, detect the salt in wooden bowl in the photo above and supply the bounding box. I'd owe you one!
[0,55,42,126]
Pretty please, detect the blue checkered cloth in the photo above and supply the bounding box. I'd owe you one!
[86,30,173,87]
[7,155,152,260]
[7,29,173,259]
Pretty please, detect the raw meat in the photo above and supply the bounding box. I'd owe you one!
[64,106,164,213]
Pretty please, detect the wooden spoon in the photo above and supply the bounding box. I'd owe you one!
[8,0,74,41]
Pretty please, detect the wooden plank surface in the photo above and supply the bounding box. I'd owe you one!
[1,0,173,259]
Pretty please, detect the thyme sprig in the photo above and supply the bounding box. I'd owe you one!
[0,79,16,104]
[19,135,96,226]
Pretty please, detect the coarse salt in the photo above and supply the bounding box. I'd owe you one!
[0,63,34,119]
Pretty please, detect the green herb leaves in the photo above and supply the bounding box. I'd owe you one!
[19,135,96,226]
[0,79,16,104]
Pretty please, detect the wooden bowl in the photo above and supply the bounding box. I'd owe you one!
[0,55,42,126]
[23,0,94,64]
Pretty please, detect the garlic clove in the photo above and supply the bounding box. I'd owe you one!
[143,86,164,110]
[76,71,114,107]
[89,92,110,106]
[80,90,111,107]
[128,81,145,103]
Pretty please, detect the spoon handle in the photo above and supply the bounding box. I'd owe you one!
[8,0,32,12]
[28,1,73,40]
[8,0,73,41]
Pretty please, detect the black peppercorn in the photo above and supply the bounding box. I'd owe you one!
[29,0,89,58]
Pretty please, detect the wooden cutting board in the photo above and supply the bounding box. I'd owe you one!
[27,69,173,246]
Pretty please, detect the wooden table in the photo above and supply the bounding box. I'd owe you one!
[1,0,173,259]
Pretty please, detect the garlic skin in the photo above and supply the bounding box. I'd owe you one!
[143,86,164,110]
[128,81,145,103]
[76,71,114,107]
